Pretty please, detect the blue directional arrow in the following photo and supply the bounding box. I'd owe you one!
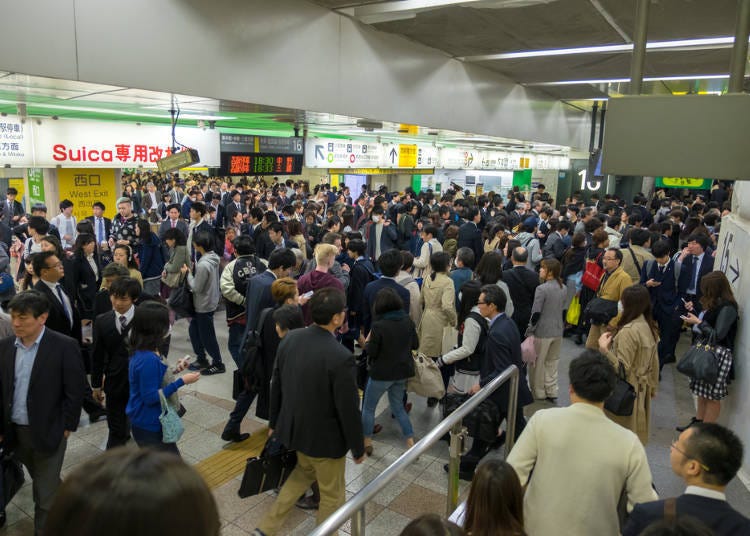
[389,147,398,164]
[315,145,325,160]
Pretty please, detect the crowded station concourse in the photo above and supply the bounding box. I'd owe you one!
[1,1,750,534]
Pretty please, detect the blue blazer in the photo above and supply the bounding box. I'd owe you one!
[640,259,679,315]
[362,278,410,334]
[677,251,714,299]
[623,494,750,536]
[481,314,533,413]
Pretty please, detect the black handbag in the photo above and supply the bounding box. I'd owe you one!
[442,393,502,444]
[677,335,719,384]
[167,277,194,317]
[604,362,637,416]
[0,448,24,512]
[583,297,618,325]
[238,437,297,498]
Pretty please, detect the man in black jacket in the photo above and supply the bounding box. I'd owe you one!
[257,288,365,536]
[623,423,750,536]
[0,291,85,534]
[91,277,141,449]
[501,247,540,337]
[457,207,484,265]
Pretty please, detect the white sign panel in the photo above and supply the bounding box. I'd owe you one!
[305,137,380,168]
[439,148,481,169]
[0,118,31,167]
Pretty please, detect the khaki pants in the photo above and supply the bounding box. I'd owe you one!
[586,323,606,350]
[529,337,562,399]
[258,453,346,536]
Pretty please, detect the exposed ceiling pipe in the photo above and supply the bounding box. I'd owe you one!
[588,0,632,43]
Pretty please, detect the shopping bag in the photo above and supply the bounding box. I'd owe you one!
[566,296,581,325]
[407,352,446,399]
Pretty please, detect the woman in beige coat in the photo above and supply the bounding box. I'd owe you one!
[598,285,659,445]
[418,251,456,406]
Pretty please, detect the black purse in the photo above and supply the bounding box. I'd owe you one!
[167,276,194,317]
[583,297,618,326]
[677,334,719,384]
[238,437,297,498]
[604,362,637,416]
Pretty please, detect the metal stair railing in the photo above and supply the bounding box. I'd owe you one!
[308,364,520,536]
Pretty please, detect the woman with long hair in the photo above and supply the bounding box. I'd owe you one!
[678,271,739,428]
[418,251,457,406]
[135,219,165,296]
[70,233,100,321]
[475,250,515,319]
[484,223,506,254]
[112,244,143,288]
[598,284,659,444]
[527,259,568,403]
[286,219,307,260]
[161,228,189,297]
[126,302,200,454]
[461,460,525,536]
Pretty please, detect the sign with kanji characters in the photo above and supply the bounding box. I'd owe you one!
[0,119,31,167]
[27,168,46,206]
[655,177,711,189]
[6,117,220,168]
[57,168,117,220]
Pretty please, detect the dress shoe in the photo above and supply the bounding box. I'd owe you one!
[87,409,107,423]
[373,424,383,434]
[490,431,506,450]
[663,354,676,364]
[573,334,584,345]
[443,463,475,481]
[221,430,250,443]
[295,496,320,510]
[676,417,702,432]
[188,360,209,371]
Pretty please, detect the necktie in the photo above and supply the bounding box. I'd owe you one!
[119,315,127,333]
[97,218,104,244]
[56,284,72,326]
[691,256,700,290]
[171,219,176,228]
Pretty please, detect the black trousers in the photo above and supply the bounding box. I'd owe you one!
[654,307,681,369]
[103,372,130,449]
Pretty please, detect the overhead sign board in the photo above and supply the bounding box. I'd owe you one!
[305,137,381,168]
[220,134,303,155]
[655,177,711,189]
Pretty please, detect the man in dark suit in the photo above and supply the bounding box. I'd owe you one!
[501,247,540,337]
[158,203,189,240]
[457,207,484,265]
[365,206,398,262]
[2,187,25,227]
[85,201,112,251]
[256,288,365,535]
[225,190,245,222]
[676,233,714,313]
[361,249,410,335]
[641,240,681,369]
[91,277,141,449]
[542,220,571,261]
[623,423,750,536]
[32,251,106,422]
[0,290,85,534]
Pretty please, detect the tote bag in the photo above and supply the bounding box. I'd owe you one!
[407,352,446,399]
[581,251,605,291]
[676,335,719,384]
[168,277,194,317]
[158,389,185,444]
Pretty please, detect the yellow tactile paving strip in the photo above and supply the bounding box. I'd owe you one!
[195,427,269,489]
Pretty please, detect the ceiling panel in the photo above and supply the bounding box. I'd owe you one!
[312,1,389,8]
[372,1,624,57]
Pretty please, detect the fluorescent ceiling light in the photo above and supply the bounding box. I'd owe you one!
[460,36,738,61]
[0,100,236,121]
[529,74,731,86]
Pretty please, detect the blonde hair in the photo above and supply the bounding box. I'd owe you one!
[314,243,338,266]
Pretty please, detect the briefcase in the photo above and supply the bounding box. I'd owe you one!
[0,448,24,512]
[238,438,297,499]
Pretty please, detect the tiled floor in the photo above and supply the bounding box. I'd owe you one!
[2,311,749,535]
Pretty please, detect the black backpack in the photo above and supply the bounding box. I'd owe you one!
[238,307,273,393]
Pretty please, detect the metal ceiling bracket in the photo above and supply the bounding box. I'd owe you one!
[729,0,750,93]
[629,0,650,95]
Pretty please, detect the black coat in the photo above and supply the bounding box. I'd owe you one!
[501,266,540,334]
[362,278,411,334]
[366,310,418,381]
[34,280,82,344]
[623,495,750,536]
[457,221,483,265]
[0,329,85,453]
[70,255,101,320]
[481,314,533,412]
[677,251,714,301]
[270,325,365,459]
[91,310,131,389]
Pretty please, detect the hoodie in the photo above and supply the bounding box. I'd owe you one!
[187,251,221,313]
[297,268,345,325]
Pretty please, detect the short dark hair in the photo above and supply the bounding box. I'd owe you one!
[347,238,366,257]
[568,350,616,402]
[686,233,710,251]
[310,287,346,325]
[233,235,255,256]
[162,228,187,246]
[272,304,304,332]
[166,203,181,213]
[59,199,74,210]
[377,249,403,278]
[400,250,415,271]
[102,263,130,279]
[192,231,214,251]
[480,284,507,313]
[465,207,479,221]
[6,187,17,196]
[629,228,651,247]
[607,247,623,262]
[129,301,170,351]
[190,201,207,216]
[28,215,50,235]
[263,210,278,224]
[373,287,404,317]
[92,201,106,211]
[268,222,284,234]
[651,240,671,259]
[32,250,57,277]
[639,516,715,536]
[429,252,451,278]
[684,423,744,486]
[249,207,264,221]
[423,225,438,238]
[512,247,528,263]
[7,289,50,317]
[267,248,296,271]
[400,514,464,536]
[455,247,475,269]
[108,277,141,301]
[557,220,571,232]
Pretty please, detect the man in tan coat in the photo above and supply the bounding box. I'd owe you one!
[620,228,655,284]
[585,248,632,350]
[507,351,658,536]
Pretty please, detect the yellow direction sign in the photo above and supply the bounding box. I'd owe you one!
[398,144,417,168]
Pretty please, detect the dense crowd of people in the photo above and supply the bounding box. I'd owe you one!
[0,173,745,535]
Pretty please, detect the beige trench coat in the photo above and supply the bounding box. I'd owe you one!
[417,273,456,357]
[604,315,659,445]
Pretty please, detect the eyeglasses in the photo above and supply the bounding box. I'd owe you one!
[602,257,617,261]
[477,301,487,305]
[670,440,710,472]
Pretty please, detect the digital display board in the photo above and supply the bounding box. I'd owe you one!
[221,153,303,175]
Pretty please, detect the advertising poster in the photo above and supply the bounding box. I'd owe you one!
[27,168,45,206]
[57,168,117,221]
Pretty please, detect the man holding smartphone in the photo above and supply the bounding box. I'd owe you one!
[676,233,714,314]
[641,240,681,369]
